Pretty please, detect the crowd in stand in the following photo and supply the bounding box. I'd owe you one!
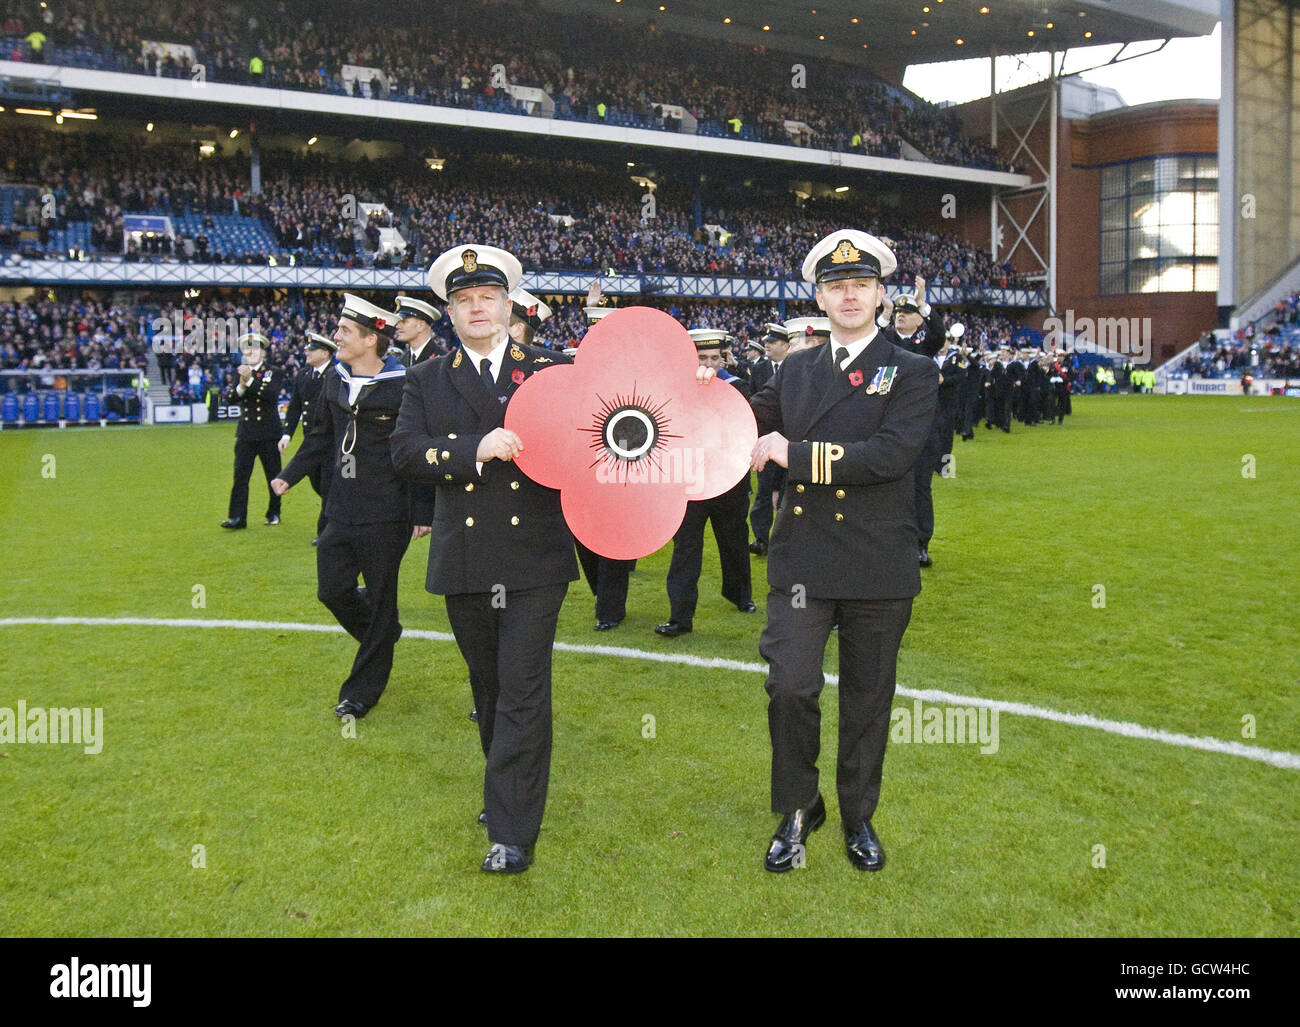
[1,290,1034,408]
[0,297,144,376]
[1179,291,1300,380]
[2,129,1034,291]
[0,0,1010,171]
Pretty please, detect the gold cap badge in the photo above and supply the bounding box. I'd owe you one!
[830,240,862,265]
[461,249,478,273]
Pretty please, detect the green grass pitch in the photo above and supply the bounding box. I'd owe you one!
[0,394,1297,937]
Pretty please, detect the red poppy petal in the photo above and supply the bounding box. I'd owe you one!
[504,364,578,490]
[562,472,689,560]
[662,375,756,502]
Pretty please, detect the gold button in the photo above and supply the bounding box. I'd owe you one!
[510,481,520,490]
[793,506,803,515]
[510,516,520,526]
[448,433,457,439]
[795,484,805,494]
[836,489,845,499]
[444,473,453,480]
[465,517,474,526]
[465,483,474,492]
[835,513,844,522]
[441,450,450,460]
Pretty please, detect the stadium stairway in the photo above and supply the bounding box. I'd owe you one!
[144,350,170,410]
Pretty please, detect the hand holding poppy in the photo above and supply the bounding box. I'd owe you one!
[476,427,523,463]
[751,431,789,471]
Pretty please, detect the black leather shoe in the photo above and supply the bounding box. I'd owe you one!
[736,600,757,613]
[333,699,368,719]
[844,820,886,871]
[764,794,826,872]
[264,515,280,525]
[469,707,479,722]
[481,842,533,874]
[748,540,767,556]
[654,621,692,637]
[220,518,246,529]
[310,537,319,546]
[594,620,621,631]
[478,809,487,827]
[918,547,932,568]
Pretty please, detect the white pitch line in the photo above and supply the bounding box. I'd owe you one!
[2,616,1297,771]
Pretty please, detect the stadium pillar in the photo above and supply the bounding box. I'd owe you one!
[1049,50,1058,314]
[251,138,261,195]
[1217,0,1235,321]
[990,50,998,261]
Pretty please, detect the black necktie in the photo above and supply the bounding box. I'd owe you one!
[835,346,850,372]
[480,357,494,392]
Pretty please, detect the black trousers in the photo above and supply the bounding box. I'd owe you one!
[760,589,913,825]
[316,519,409,709]
[911,427,943,549]
[445,582,568,847]
[575,543,635,624]
[228,437,281,521]
[749,464,784,545]
[302,446,330,535]
[959,388,980,437]
[665,484,752,627]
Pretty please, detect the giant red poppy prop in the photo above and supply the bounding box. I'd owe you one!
[505,306,757,559]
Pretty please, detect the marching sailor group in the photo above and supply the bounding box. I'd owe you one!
[220,227,1057,877]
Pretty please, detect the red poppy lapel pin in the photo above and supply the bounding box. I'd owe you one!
[848,370,864,388]
[511,368,526,385]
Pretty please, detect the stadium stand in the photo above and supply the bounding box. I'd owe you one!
[0,127,1030,289]
[0,0,1010,170]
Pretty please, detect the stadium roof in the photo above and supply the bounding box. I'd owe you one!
[540,0,1219,68]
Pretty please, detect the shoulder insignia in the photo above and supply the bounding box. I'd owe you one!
[425,447,439,466]
[509,344,526,362]
[452,349,463,369]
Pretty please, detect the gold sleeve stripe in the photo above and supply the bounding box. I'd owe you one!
[811,442,821,484]
[826,443,843,485]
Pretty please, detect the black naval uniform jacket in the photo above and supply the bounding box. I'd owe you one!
[749,357,776,391]
[234,364,284,441]
[749,333,939,600]
[403,336,440,368]
[390,343,579,595]
[283,365,325,439]
[279,354,420,525]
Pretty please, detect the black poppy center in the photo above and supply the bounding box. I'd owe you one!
[603,406,656,461]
